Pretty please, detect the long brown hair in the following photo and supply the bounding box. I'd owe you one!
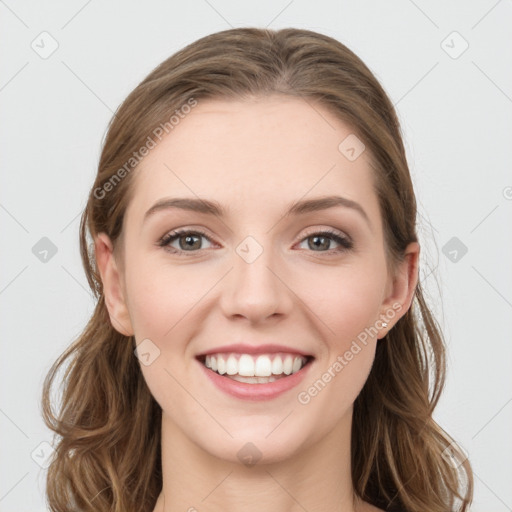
[42,27,473,511]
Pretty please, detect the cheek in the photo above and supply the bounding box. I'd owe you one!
[124,261,213,402]
[126,262,206,414]
[124,257,208,339]
[297,276,381,426]
[300,263,385,344]
[296,264,384,408]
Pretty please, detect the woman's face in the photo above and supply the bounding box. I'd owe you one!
[96,95,418,464]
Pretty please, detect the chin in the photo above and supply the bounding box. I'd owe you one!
[194,417,318,467]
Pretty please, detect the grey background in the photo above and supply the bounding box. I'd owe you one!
[1,1,511,510]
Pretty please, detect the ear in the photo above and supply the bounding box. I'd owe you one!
[378,241,420,338]
[94,232,134,336]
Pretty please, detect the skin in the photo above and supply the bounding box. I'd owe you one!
[95,95,419,512]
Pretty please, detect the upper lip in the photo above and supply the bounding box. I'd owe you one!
[196,343,314,358]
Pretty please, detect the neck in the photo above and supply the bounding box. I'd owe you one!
[154,409,360,512]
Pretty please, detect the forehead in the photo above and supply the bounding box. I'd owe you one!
[125,96,380,226]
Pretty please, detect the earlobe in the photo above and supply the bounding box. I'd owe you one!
[94,232,134,336]
[378,242,420,337]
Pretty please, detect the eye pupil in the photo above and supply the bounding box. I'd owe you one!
[309,235,330,251]
[182,234,201,250]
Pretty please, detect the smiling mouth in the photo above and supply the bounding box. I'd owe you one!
[196,352,314,384]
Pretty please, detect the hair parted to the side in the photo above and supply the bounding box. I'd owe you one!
[42,27,473,512]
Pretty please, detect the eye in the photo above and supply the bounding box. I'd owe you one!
[297,229,353,255]
[158,228,354,256]
[158,229,214,255]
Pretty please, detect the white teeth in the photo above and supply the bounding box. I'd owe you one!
[202,353,308,378]
[254,355,272,376]
[238,354,255,376]
[292,356,302,373]
[283,355,293,375]
[217,356,226,375]
[230,375,277,384]
[226,355,238,375]
[271,356,282,375]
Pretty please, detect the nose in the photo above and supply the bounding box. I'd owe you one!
[219,237,294,324]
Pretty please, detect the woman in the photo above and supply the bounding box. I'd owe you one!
[42,27,473,512]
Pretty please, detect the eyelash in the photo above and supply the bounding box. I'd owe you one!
[157,228,354,257]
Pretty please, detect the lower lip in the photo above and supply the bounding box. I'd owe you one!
[197,357,313,401]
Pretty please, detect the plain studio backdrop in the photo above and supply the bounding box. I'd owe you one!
[1,1,511,510]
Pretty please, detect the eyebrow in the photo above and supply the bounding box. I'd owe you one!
[144,195,371,228]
